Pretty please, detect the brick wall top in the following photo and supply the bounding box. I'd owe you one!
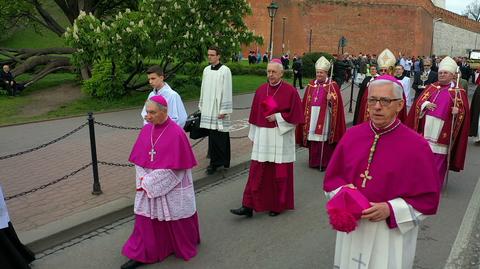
[432,6,480,33]
[294,0,480,33]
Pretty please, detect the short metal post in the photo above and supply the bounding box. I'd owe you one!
[88,112,102,195]
[349,68,355,113]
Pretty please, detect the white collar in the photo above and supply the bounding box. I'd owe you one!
[154,83,171,94]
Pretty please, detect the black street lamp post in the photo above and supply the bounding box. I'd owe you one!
[267,2,278,60]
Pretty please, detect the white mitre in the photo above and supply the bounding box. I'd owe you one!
[377,49,396,69]
[315,56,330,71]
[438,56,458,74]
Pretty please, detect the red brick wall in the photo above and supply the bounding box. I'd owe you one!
[243,0,480,58]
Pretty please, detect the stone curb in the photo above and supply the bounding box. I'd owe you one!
[444,176,480,269]
[20,153,253,253]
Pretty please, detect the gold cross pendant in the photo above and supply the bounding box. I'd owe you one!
[360,170,372,188]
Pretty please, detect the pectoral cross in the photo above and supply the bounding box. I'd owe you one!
[360,170,372,188]
[149,148,156,162]
[314,96,318,102]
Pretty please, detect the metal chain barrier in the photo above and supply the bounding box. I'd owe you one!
[0,122,88,160]
[191,137,206,148]
[4,163,92,201]
[98,161,134,167]
[94,121,142,130]
[231,135,248,139]
[340,81,353,92]
[233,106,251,110]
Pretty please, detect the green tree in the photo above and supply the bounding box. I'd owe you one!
[66,0,262,98]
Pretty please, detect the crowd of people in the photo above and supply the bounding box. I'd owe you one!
[2,44,480,269]
[122,46,479,269]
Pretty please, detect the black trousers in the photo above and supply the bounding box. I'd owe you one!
[1,81,19,96]
[293,73,303,89]
[0,222,35,269]
[208,130,231,168]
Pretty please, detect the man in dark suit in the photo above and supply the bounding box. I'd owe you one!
[459,57,471,81]
[412,59,437,102]
[0,65,18,96]
[292,56,303,89]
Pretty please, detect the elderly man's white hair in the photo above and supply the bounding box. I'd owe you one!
[145,100,168,112]
[268,61,284,72]
[368,79,403,99]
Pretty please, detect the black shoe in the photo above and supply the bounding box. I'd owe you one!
[320,167,326,172]
[206,165,217,175]
[230,206,253,217]
[121,259,144,269]
[268,211,280,217]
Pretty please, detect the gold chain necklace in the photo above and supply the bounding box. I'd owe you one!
[360,120,401,188]
[267,81,282,97]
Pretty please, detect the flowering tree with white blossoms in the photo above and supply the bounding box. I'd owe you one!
[65,0,261,98]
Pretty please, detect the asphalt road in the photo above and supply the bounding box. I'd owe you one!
[31,139,480,269]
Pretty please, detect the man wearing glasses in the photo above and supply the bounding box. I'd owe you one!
[406,56,470,186]
[324,75,440,269]
[199,46,233,175]
[296,56,346,171]
[412,59,438,102]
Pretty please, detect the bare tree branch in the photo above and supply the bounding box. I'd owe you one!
[463,1,480,22]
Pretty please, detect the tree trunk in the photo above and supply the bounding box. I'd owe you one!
[11,55,70,75]
[32,0,66,36]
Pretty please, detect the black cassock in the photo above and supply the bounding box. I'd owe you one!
[470,84,480,138]
[0,222,35,269]
[353,75,373,126]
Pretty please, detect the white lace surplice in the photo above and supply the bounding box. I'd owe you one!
[134,166,196,221]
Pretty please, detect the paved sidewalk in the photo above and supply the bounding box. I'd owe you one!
[0,82,355,248]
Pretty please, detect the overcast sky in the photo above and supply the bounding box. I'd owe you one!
[445,0,470,15]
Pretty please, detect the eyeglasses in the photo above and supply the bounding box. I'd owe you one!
[379,69,388,73]
[367,97,401,106]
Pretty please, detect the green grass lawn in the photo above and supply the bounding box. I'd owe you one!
[15,73,77,93]
[0,73,77,125]
[0,1,68,48]
[0,27,65,49]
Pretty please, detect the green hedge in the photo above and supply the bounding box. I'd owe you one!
[178,61,294,78]
[167,76,202,100]
[302,52,335,78]
[82,61,126,99]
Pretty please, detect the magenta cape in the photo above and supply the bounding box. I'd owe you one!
[249,81,304,128]
[323,120,440,215]
[129,117,197,169]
